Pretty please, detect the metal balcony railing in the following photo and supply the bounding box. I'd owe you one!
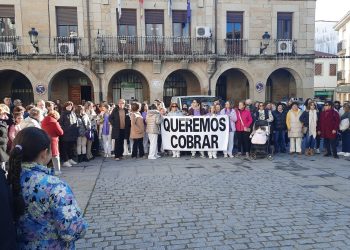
[337,40,346,53]
[217,39,248,58]
[0,36,19,58]
[54,37,83,57]
[95,36,213,60]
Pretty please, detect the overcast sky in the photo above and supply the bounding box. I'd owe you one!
[316,0,350,21]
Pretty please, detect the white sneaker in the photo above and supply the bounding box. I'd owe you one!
[315,149,320,154]
[176,154,180,158]
[155,154,161,158]
[69,159,77,165]
[344,153,350,157]
[338,152,345,156]
[200,155,206,159]
[213,155,217,159]
[62,161,72,167]
[172,154,176,158]
[228,154,234,158]
[224,153,228,158]
[148,156,157,160]
[208,155,212,159]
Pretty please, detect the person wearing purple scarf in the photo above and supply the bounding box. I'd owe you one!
[100,104,112,158]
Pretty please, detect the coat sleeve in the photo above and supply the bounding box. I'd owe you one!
[333,111,340,131]
[246,112,253,128]
[108,111,114,126]
[8,125,16,142]
[231,110,237,123]
[286,111,291,130]
[50,181,87,243]
[267,110,274,122]
[54,121,64,137]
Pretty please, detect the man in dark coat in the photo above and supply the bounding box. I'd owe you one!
[318,101,340,158]
[0,168,16,250]
[109,99,131,160]
[0,104,10,167]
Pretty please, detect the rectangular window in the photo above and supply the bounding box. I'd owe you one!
[145,10,164,36]
[277,12,293,40]
[172,10,189,37]
[226,12,243,39]
[329,64,337,76]
[118,9,137,36]
[56,7,78,37]
[315,63,323,76]
[0,5,15,36]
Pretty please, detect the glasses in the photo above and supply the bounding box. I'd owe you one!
[259,105,264,107]
[171,106,177,108]
[324,104,329,106]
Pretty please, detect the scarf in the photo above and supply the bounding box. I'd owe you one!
[308,110,317,138]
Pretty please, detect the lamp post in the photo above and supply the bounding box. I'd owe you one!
[260,31,271,55]
[28,27,39,53]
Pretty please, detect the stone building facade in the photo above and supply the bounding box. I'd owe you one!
[0,0,315,106]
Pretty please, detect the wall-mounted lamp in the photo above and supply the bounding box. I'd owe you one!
[260,31,271,55]
[28,27,39,53]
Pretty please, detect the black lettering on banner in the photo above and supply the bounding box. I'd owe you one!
[171,135,178,148]
[185,118,193,132]
[163,118,170,132]
[200,118,210,132]
[202,135,210,148]
[179,118,186,132]
[219,117,226,131]
[211,135,219,148]
[193,118,200,132]
[186,135,193,148]
[170,118,179,132]
[194,135,201,149]
[178,135,186,148]
[211,118,219,132]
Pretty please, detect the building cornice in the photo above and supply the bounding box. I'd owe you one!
[334,11,350,31]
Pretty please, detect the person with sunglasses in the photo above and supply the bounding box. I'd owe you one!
[167,103,183,158]
[318,101,340,158]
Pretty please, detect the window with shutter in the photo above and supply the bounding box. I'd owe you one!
[0,5,15,36]
[315,63,323,76]
[329,64,337,76]
[118,9,137,36]
[145,10,164,36]
[277,12,293,39]
[172,10,189,37]
[226,12,243,39]
[56,7,78,37]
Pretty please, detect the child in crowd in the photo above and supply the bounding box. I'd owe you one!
[8,112,24,149]
[207,105,218,159]
[99,104,112,158]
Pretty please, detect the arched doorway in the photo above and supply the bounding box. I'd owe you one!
[0,70,34,105]
[266,68,297,102]
[215,69,249,104]
[108,70,149,103]
[49,69,94,104]
[163,70,201,107]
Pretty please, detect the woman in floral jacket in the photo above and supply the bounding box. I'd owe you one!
[7,127,87,249]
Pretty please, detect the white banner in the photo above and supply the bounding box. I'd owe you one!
[161,115,229,151]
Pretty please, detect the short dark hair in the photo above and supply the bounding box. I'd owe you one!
[131,102,140,112]
[149,104,157,110]
[325,101,333,107]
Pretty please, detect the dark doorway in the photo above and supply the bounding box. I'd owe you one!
[216,75,227,100]
[81,86,92,102]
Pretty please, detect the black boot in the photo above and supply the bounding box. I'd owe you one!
[83,154,89,162]
[78,154,82,163]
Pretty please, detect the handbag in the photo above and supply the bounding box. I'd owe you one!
[340,118,350,131]
[238,111,251,132]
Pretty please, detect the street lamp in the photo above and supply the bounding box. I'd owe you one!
[260,31,271,55]
[28,27,39,53]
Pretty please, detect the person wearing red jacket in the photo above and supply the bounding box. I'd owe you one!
[42,110,64,173]
[318,101,340,158]
[235,101,253,157]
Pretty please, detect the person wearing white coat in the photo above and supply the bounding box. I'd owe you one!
[220,101,237,158]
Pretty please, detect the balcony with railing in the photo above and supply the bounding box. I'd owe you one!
[95,36,213,60]
[0,36,19,58]
[337,40,346,54]
[217,39,248,59]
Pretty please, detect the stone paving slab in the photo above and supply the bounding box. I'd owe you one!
[61,154,350,249]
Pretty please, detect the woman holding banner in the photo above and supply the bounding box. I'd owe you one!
[168,103,183,158]
[220,101,237,158]
[235,101,253,157]
[146,104,163,160]
[206,106,218,159]
[188,99,207,158]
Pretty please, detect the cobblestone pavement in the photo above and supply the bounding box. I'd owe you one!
[61,154,350,250]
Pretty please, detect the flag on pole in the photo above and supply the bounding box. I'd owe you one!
[187,0,191,23]
[168,0,173,17]
[139,0,144,18]
[117,0,122,19]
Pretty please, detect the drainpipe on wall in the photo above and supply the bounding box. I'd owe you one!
[208,0,218,96]
[86,0,102,102]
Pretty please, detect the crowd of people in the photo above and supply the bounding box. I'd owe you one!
[0,95,349,248]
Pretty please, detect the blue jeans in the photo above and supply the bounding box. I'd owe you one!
[305,134,316,149]
[274,130,286,153]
